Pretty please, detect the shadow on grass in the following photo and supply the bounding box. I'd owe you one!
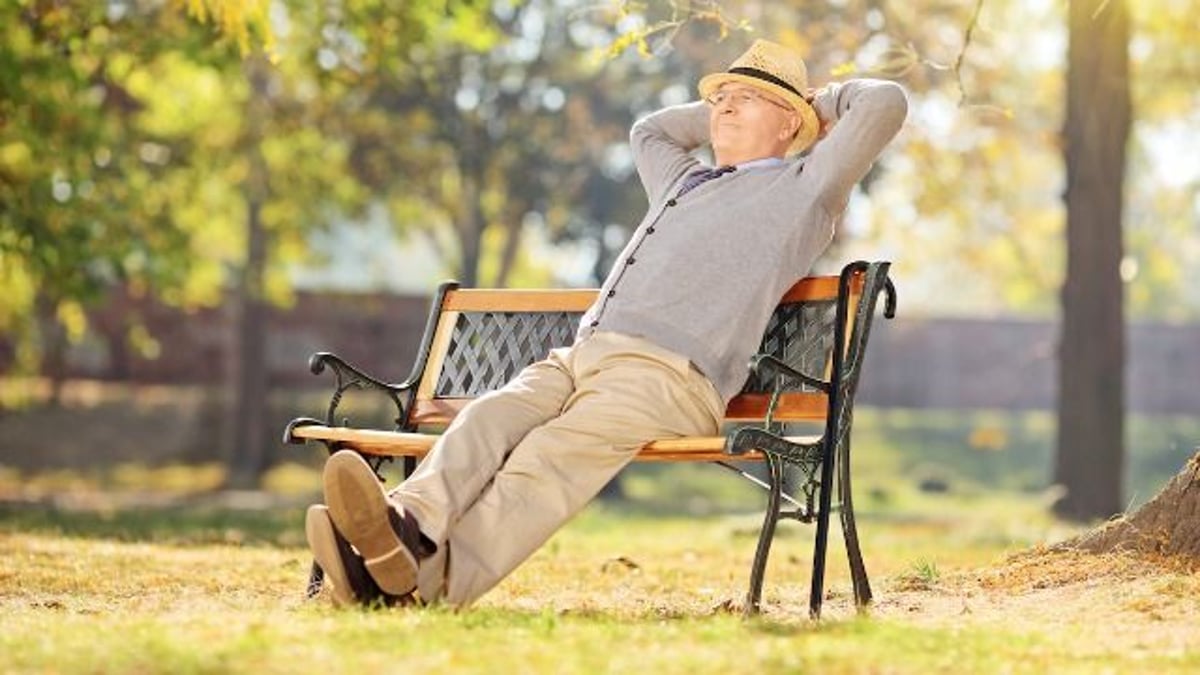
[0,500,303,547]
[369,602,848,633]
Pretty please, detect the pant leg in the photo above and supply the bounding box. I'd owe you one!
[392,348,576,545]
[440,332,723,606]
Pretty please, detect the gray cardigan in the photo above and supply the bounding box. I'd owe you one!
[577,79,908,403]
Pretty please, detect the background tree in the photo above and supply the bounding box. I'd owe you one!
[0,2,230,403]
[1054,0,1131,521]
[316,0,687,289]
[188,0,503,485]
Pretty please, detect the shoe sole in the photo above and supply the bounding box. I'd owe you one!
[323,450,418,596]
[305,504,356,607]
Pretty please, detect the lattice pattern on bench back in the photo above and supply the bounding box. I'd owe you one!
[433,300,839,399]
[435,311,583,397]
[742,300,838,395]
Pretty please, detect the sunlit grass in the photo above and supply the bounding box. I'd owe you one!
[2,388,1199,673]
[2,500,1198,674]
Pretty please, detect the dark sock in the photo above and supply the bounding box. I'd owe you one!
[388,507,437,559]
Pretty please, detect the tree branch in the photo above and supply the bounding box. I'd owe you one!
[953,0,987,107]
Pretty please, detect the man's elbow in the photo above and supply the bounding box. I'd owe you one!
[629,115,663,151]
[875,81,909,127]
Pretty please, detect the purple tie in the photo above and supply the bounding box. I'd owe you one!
[676,165,736,197]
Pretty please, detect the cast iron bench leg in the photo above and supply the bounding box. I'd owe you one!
[306,561,325,599]
[744,453,784,616]
[808,459,835,619]
[838,438,872,609]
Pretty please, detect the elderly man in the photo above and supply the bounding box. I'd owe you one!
[306,39,907,607]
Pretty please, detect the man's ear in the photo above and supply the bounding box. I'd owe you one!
[780,113,801,141]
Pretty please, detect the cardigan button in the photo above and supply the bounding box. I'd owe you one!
[666,199,677,207]
[625,257,635,265]
[590,320,599,327]
[607,290,616,298]
[647,227,656,234]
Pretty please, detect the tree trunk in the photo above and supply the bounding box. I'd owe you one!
[1061,451,1200,557]
[34,293,67,407]
[493,218,523,288]
[459,170,484,287]
[455,123,488,288]
[1054,0,1131,521]
[226,197,270,489]
[225,56,272,489]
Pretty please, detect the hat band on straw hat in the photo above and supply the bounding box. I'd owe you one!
[727,67,802,97]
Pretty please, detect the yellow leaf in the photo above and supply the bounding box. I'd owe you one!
[830,61,858,77]
[55,300,89,344]
[0,141,34,180]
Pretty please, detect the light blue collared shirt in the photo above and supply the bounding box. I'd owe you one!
[731,157,787,172]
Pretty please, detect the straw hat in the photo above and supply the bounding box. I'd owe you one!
[698,39,820,155]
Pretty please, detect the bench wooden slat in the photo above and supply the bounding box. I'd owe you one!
[442,289,598,312]
[409,391,830,426]
[288,424,823,462]
[721,392,829,421]
[779,275,850,303]
[290,426,437,454]
[436,274,854,314]
[415,311,464,401]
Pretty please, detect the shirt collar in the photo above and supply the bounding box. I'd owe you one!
[732,157,787,171]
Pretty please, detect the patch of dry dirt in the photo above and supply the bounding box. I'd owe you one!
[867,548,1200,655]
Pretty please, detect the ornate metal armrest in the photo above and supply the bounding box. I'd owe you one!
[883,277,898,319]
[749,354,830,394]
[307,351,415,429]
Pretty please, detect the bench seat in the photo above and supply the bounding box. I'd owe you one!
[284,423,823,462]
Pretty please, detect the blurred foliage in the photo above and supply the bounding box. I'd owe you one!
[609,0,1198,319]
[173,0,273,54]
[805,0,1199,319]
[0,0,499,378]
[1,0,1198,381]
[307,0,653,287]
[2,2,215,371]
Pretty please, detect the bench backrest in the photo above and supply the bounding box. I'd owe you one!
[398,261,894,432]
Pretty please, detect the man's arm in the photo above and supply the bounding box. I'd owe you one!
[803,79,908,213]
[629,101,709,204]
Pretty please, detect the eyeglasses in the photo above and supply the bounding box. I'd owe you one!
[705,88,792,112]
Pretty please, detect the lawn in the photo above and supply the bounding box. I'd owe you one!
[2,475,1198,674]
[2,402,1198,673]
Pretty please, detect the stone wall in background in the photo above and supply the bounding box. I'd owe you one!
[5,290,1198,415]
[859,318,1200,415]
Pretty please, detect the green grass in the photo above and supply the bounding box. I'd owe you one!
[0,600,1054,674]
[0,603,1102,674]
[2,404,1199,673]
[3,497,1199,674]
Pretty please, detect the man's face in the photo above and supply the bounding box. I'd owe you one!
[708,83,799,164]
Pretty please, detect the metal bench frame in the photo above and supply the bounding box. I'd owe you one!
[285,260,896,618]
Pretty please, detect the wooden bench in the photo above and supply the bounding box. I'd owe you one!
[284,260,896,618]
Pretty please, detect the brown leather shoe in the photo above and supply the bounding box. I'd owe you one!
[322,450,422,596]
[305,504,387,606]
[306,504,418,608]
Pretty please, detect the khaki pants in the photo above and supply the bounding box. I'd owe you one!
[391,331,723,606]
